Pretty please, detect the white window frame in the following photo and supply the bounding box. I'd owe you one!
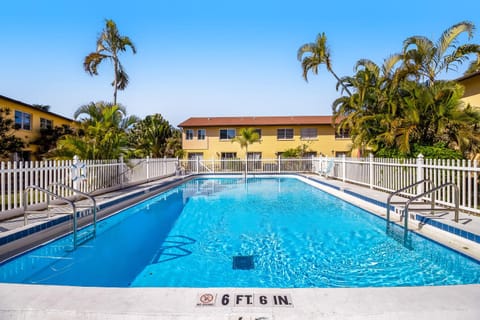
[221,152,237,159]
[185,129,194,140]
[219,128,236,140]
[197,129,206,140]
[277,128,294,140]
[15,110,32,130]
[40,118,53,129]
[300,128,317,140]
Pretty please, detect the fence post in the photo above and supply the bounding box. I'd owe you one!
[342,154,346,182]
[146,156,150,180]
[119,155,124,188]
[369,153,374,189]
[416,153,424,195]
[278,156,281,173]
[72,155,79,190]
[196,156,199,174]
[245,156,248,176]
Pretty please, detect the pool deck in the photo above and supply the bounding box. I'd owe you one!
[1,174,480,319]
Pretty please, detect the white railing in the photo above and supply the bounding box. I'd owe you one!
[179,157,315,174]
[327,154,480,215]
[1,155,479,216]
[0,157,178,214]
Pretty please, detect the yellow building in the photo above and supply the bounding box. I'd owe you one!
[0,94,77,161]
[178,116,352,160]
[457,70,480,108]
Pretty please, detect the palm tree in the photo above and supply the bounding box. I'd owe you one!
[297,32,352,96]
[333,59,394,153]
[74,101,138,130]
[231,128,260,156]
[129,114,175,158]
[84,19,136,105]
[401,21,480,85]
[50,101,138,160]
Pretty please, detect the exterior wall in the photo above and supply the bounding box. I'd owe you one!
[0,96,77,160]
[182,124,352,159]
[459,75,480,108]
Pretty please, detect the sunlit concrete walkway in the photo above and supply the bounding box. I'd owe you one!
[0,284,479,320]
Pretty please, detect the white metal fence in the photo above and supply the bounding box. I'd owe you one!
[179,157,315,174]
[325,154,479,215]
[0,157,178,213]
[1,155,479,216]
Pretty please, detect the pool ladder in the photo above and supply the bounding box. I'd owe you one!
[386,179,460,239]
[23,183,97,249]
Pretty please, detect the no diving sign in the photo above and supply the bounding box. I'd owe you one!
[197,293,293,307]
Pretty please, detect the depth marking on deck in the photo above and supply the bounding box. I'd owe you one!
[196,293,293,307]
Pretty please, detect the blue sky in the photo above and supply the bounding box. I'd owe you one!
[1,0,479,127]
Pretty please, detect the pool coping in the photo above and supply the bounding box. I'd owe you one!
[1,284,479,319]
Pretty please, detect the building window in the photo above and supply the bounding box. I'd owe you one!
[277,128,294,140]
[40,118,53,129]
[335,127,350,139]
[247,152,262,160]
[253,128,262,139]
[219,128,236,140]
[188,152,203,160]
[221,152,237,159]
[15,110,31,130]
[185,129,194,140]
[300,128,317,140]
[303,151,317,158]
[197,129,206,140]
[247,152,262,170]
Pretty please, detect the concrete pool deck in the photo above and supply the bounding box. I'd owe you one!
[1,284,479,319]
[1,174,480,319]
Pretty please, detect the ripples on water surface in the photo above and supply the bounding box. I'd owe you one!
[1,177,479,287]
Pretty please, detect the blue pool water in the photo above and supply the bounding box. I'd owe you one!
[1,177,480,287]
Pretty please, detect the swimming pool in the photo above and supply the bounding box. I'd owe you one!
[1,177,479,287]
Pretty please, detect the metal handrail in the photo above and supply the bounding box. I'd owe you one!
[403,183,460,233]
[48,182,97,239]
[386,179,434,224]
[23,185,78,247]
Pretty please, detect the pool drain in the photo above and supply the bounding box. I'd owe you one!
[232,255,254,270]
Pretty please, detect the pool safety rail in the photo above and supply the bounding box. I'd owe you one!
[387,180,460,237]
[23,184,97,249]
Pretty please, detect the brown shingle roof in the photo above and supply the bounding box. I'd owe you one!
[178,116,334,127]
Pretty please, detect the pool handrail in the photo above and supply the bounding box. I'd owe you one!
[23,185,78,247]
[403,182,460,232]
[386,179,434,224]
[47,182,97,240]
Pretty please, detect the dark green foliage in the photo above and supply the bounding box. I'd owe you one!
[281,144,312,158]
[0,107,25,159]
[375,143,463,159]
[411,143,463,159]
[32,124,74,159]
[325,21,480,159]
[128,114,179,158]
